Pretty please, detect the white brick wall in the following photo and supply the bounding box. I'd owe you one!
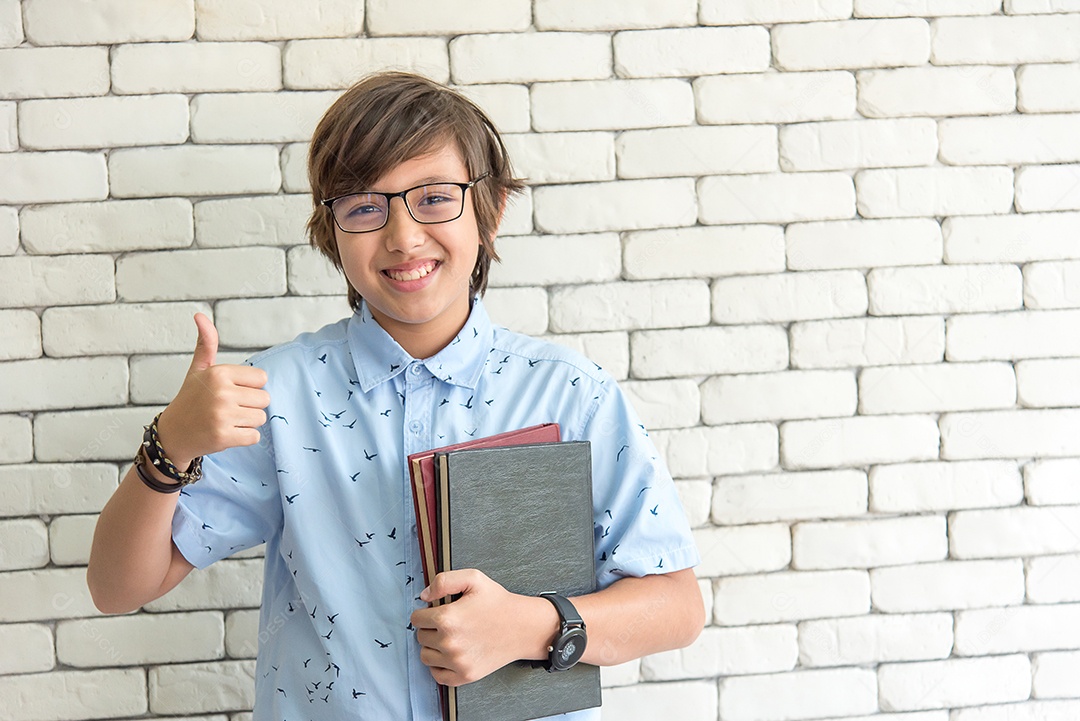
[5,3,1079,720]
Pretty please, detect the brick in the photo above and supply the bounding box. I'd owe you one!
[224,608,259,658]
[0,669,146,721]
[32,408,156,462]
[214,297,351,349]
[696,71,857,125]
[190,91,337,144]
[150,660,255,715]
[1025,458,1080,505]
[631,325,788,378]
[622,379,701,430]
[701,0,854,24]
[949,309,1080,361]
[0,463,115,517]
[1016,164,1080,213]
[128,354,191,405]
[956,604,1080,655]
[722,668,877,721]
[502,131,615,184]
[945,212,1080,263]
[286,245,344,297]
[617,125,777,179]
[0,357,127,413]
[1008,0,1080,9]
[858,65,1016,117]
[109,146,282,198]
[455,83,530,134]
[675,480,712,527]
[941,114,1080,165]
[0,152,107,204]
[861,362,1016,415]
[19,95,188,150]
[195,195,307,248]
[693,524,791,577]
[0,567,103,621]
[533,178,696,234]
[484,287,548,335]
[500,187,533,236]
[280,141,309,193]
[701,172,856,225]
[601,681,716,721]
[794,515,948,569]
[113,42,281,94]
[652,424,778,477]
[450,33,610,85]
[781,415,940,470]
[951,504,1080,557]
[780,118,937,171]
[799,613,953,667]
[0,255,115,308]
[879,655,1031,711]
[1033,652,1080,698]
[0,624,53,675]
[856,167,1014,218]
[871,460,1024,513]
[0,100,16,151]
[715,571,871,626]
[196,0,363,40]
[536,0,696,30]
[872,559,1025,612]
[604,661,641,688]
[282,38,449,90]
[1025,260,1080,309]
[25,0,192,45]
[614,26,770,78]
[713,270,867,324]
[532,79,694,132]
[932,15,1080,64]
[21,199,193,255]
[711,470,867,525]
[954,701,1080,721]
[856,0,1002,15]
[624,225,785,280]
[787,218,942,270]
[490,233,620,287]
[0,0,21,47]
[0,414,32,463]
[545,331,629,381]
[57,611,223,667]
[41,302,211,358]
[702,370,857,424]
[942,408,1080,460]
[0,47,110,99]
[643,625,797,679]
[1019,63,1080,113]
[0,518,49,570]
[551,280,709,333]
[0,205,15,255]
[49,514,96,566]
[0,309,42,361]
[775,19,929,71]
[116,247,286,302]
[367,0,525,35]
[145,559,263,612]
[787,314,925,372]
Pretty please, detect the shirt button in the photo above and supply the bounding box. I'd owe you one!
[410,364,423,376]
[409,420,423,433]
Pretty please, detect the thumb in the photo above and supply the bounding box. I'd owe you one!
[189,312,219,371]
[421,570,478,603]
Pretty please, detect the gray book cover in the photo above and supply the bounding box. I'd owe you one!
[436,440,601,721]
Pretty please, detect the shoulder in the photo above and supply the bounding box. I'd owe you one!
[489,326,616,401]
[243,315,352,371]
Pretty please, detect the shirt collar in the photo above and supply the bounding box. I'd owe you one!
[347,297,495,392]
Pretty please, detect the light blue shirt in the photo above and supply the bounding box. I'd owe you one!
[172,297,700,721]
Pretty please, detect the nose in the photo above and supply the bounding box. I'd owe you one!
[382,196,425,252]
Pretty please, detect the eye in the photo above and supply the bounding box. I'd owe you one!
[336,194,385,217]
[416,191,455,207]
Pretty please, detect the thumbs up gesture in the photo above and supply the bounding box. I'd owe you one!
[155,313,271,469]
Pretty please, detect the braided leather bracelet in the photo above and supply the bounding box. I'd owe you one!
[133,446,183,494]
[140,412,203,485]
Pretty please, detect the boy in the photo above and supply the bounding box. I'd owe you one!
[88,71,703,720]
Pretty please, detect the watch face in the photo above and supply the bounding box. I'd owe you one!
[552,628,587,671]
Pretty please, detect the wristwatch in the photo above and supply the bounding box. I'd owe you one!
[539,592,587,672]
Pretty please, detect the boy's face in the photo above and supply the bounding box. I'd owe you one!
[336,142,482,359]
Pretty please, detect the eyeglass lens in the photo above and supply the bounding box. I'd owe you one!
[331,183,466,232]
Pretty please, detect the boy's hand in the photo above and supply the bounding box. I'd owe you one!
[155,313,271,467]
[411,569,558,687]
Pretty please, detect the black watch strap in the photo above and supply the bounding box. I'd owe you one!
[539,592,587,672]
[540,592,584,628]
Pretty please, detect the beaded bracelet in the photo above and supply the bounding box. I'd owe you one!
[133,446,183,494]
[141,412,203,485]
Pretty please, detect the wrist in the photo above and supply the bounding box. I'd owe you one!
[155,408,196,470]
[517,594,560,662]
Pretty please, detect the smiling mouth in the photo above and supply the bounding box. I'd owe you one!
[384,261,438,282]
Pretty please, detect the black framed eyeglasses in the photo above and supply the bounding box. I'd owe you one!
[321,174,490,234]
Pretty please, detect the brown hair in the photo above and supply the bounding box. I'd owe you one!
[306,72,525,312]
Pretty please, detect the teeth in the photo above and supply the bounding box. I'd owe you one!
[386,262,436,282]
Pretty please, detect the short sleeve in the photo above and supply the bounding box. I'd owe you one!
[576,381,700,588]
[171,427,283,570]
